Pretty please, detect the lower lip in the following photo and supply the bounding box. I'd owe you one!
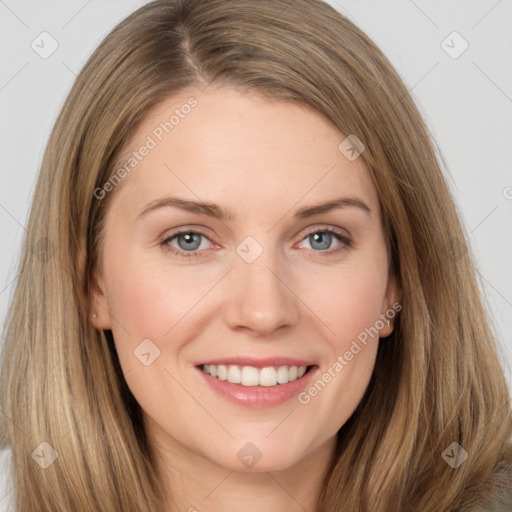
[196,366,318,408]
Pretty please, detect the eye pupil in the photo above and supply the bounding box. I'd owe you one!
[310,232,332,250]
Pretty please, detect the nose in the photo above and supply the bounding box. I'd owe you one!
[224,251,300,337]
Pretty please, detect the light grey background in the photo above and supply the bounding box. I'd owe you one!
[1,1,511,509]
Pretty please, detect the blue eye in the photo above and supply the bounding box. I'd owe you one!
[174,232,203,251]
[160,227,352,259]
[299,228,352,255]
[160,230,211,258]
[308,231,335,250]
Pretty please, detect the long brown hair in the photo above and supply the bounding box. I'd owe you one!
[1,0,511,510]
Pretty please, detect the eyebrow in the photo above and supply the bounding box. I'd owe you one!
[136,195,371,222]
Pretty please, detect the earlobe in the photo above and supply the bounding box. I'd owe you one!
[88,271,112,330]
[380,274,401,338]
[76,235,110,329]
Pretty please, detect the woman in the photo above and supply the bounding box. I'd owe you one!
[1,0,511,510]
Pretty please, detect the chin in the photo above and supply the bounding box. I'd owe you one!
[203,436,311,473]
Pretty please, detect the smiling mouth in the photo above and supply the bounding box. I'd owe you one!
[200,364,314,387]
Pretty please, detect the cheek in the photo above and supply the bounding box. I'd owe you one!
[301,254,387,427]
[102,249,228,383]
[103,250,204,336]
[105,269,168,334]
[102,260,202,424]
[302,259,387,341]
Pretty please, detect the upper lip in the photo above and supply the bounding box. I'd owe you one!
[195,356,317,368]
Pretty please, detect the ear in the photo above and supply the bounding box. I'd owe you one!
[379,273,401,338]
[89,269,112,330]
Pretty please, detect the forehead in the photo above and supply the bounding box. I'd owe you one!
[110,86,379,219]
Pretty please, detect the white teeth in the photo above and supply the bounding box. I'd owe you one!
[241,366,259,386]
[202,364,309,387]
[217,364,228,380]
[276,365,289,384]
[227,365,241,384]
[260,367,277,386]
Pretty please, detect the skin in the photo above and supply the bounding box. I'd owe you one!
[90,85,400,511]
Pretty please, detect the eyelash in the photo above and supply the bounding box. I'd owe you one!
[159,227,352,259]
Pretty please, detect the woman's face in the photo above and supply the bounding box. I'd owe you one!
[91,86,399,472]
